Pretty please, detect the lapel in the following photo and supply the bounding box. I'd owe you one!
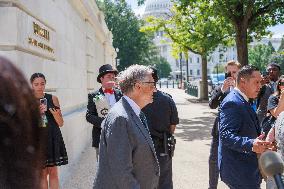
[122,97,158,160]
[98,87,105,96]
[234,90,261,135]
[114,89,122,102]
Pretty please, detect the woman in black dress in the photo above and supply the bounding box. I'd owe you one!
[30,73,68,189]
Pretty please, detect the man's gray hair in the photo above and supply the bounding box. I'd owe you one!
[117,64,152,94]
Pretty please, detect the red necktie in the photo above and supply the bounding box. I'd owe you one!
[104,89,114,94]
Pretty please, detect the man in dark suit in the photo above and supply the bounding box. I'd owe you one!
[93,65,159,189]
[219,65,273,189]
[142,67,179,189]
[86,64,122,159]
[208,60,241,189]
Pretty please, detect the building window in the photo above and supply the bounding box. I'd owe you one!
[189,57,192,63]
[190,70,193,75]
[197,69,200,75]
[197,57,200,63]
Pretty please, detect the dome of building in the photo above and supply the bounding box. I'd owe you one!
[143,0,173,17]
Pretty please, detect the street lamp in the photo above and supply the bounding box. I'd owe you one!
[115,48,119,68]
[116,58,120,66]
[179,52,183,88]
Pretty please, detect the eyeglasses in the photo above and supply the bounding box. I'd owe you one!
[141,81,157,87]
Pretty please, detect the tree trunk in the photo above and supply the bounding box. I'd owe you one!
[201,55,208,100]
[235,23,248,66]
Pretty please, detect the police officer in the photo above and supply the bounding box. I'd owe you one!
[86,64,122,160]
[142,67,179,189]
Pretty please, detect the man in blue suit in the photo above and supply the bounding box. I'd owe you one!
[219,65,273,189]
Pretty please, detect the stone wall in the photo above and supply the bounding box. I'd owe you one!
[0,0,116,184]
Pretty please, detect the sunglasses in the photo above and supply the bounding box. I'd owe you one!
[279,82,284,86]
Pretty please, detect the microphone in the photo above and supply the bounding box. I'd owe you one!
[259,151,284,189]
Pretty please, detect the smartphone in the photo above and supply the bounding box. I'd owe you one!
[40,98,47,105]
[40,98,47,111]
[225,72,231,79]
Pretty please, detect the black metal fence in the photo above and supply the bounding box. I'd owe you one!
[157,80,181,89]
[157,80,199,97]
[184,82,198,97]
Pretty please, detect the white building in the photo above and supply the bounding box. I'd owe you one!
[143,0,282,80]
[0,0,116,185]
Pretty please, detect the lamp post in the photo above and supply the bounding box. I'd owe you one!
[115,48,119,68]
[186,56,189,83]
[179,52,183,88]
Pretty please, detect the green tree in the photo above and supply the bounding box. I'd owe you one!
[248,44,275,71]
[268,41,276,53]
[142,1,232,100]
[153,57,172,78]
[270,53,284,72]
[178,0,284,66]
[96,0,158,70]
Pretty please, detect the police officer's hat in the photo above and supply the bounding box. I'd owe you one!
[97,64,118,83]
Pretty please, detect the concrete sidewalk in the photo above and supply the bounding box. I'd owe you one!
[62,88,264,189]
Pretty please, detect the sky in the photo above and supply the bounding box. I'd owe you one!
[126,0,284,38]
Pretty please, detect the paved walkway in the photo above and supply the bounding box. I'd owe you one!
[62,88,264,189]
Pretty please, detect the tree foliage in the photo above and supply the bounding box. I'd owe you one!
[96,0,158,71]
[178,0,284,66]
[141,1,232,99]
[270,53,284,72]
[248,44,275,71]
[153,57,172,78]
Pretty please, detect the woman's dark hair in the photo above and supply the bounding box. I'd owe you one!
[0,57,42,188]
[30,72,46,83]
[274,75,284,97]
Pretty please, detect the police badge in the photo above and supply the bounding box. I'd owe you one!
[93,93,110,118]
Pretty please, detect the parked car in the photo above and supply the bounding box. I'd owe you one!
[210,73,225,89]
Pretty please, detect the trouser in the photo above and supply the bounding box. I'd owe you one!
[157,155,173,189]
[208,119,219,189]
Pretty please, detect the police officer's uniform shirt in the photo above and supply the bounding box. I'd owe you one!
[142,90,179,134]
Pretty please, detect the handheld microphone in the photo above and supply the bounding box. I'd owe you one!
[259,151,284,189]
